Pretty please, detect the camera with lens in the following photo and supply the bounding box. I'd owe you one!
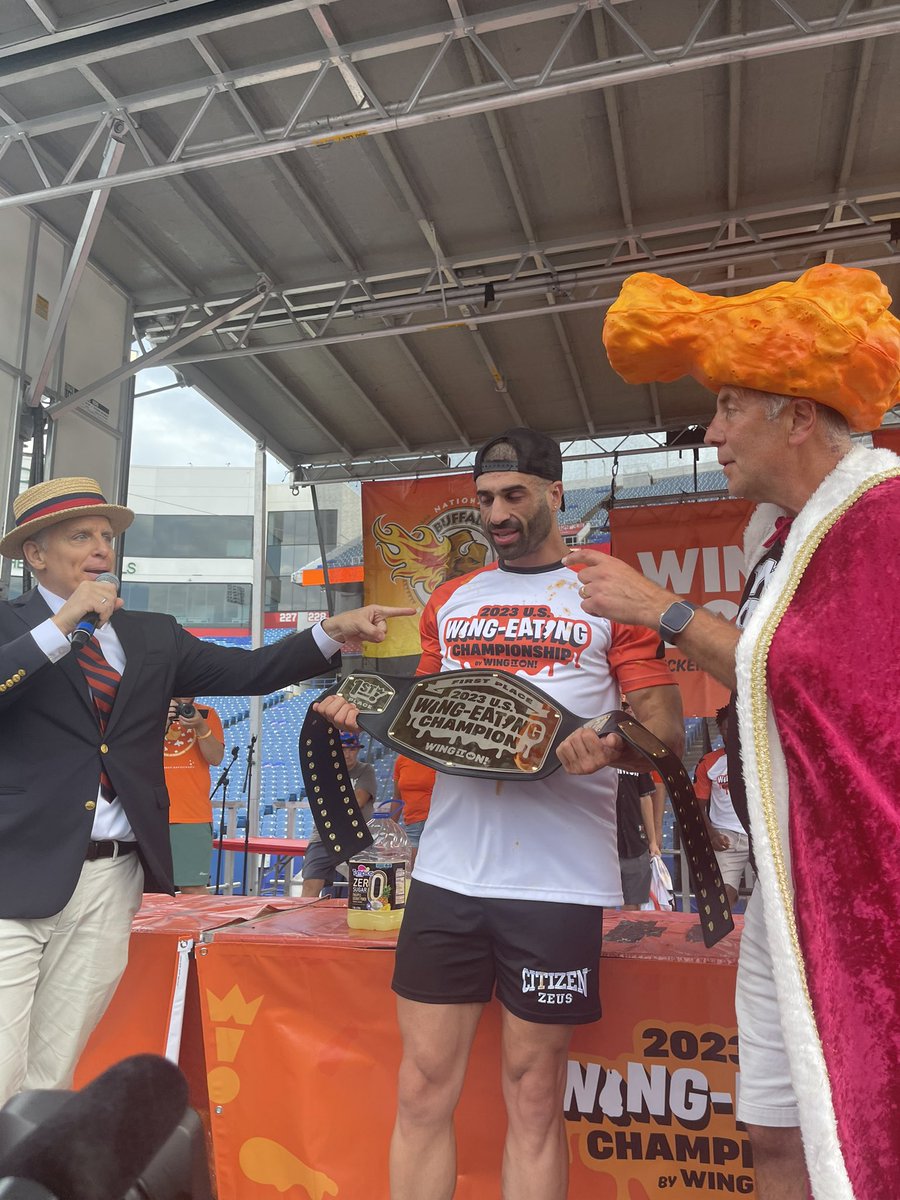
[173,702,209,720]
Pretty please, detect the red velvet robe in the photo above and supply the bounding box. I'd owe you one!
[735,448,900,1200]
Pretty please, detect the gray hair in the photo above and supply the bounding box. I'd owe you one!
[23,528,50,553]
[735,386,851,452]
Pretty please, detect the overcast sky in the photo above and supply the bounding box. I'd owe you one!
[130,364,291,483]
[130,363,720,485]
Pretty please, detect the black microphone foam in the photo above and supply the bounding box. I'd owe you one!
[70,572,121,649]
[0,1055,188,1200]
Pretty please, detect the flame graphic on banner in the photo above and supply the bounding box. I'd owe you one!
[372,514,488,605]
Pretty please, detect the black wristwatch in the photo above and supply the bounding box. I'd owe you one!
[658,600,697,644]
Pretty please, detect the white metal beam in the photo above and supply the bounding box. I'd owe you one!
[26,122,127,409]
[133,198,900,344]
[1,1,897,210]
[154,249,900,369]
[49,281,273,416]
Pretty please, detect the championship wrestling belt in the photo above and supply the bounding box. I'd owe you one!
[299,669,733,947]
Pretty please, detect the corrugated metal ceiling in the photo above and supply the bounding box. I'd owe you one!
[2,0,899,477]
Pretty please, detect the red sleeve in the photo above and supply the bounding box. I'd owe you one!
[608,621,675,692]
[693,753,712,801]
[416,592,443,676]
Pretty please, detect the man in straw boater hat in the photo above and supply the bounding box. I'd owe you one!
[0,476,413,1103]
[564,263,900,1200]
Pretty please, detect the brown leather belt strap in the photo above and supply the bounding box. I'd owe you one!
[588,711,734,947]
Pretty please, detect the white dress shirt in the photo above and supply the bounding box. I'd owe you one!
[29,591,344,843]
[31,586,134,840]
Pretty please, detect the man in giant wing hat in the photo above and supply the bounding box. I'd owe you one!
[565,263,900,1200]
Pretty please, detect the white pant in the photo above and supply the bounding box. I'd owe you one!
[0,852,143,1103]
[713,826,753,892]
[735,889,800,1127]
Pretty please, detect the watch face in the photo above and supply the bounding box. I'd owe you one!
[661,601,695,635]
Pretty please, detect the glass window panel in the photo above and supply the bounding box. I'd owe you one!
[123,516,253,558]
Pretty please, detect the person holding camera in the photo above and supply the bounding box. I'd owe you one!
[163,698,224,895]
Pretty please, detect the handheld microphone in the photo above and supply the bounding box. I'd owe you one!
[0,1055,188,1200]
[70,572,120,649]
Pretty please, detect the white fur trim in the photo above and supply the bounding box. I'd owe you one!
[735,445,899,1200]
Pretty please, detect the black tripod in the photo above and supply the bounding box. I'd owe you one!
[212,746,239,896]
[239,736,257,896]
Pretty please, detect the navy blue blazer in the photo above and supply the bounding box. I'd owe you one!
[0,589,338,918]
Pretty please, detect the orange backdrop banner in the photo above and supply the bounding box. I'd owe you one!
[74,929,185,1088]
[362,474,494,659]
[873,429,900,453]
[610,499,753,716]
[197,906,752,1200]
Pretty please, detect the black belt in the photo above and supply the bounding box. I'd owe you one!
[587,711,734,947]
[85,839,138,861]
[300,671,733,947]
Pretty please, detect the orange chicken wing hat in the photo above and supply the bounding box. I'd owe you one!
[601,264,900,432]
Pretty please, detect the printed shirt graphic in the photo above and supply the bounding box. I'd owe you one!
[164,706,224,824]
[693,749,742,834]
[412,562,672,905]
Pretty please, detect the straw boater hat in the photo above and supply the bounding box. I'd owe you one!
[602,263,900,432]
[0,477,134,560]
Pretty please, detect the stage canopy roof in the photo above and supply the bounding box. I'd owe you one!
[2,0,899,480]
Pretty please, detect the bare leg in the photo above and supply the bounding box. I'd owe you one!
[747,1125,808,1200]
[499,1010,573,1200]
[300,877,324,897]
[390,997,483,1200]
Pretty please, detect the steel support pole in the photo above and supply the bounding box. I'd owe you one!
[309,481,336,616]
[246,438,267,894]
[25,121,127,410]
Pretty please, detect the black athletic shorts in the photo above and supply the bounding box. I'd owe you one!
[392,880,604,1025]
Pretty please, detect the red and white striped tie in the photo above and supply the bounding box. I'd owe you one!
[75,636,121,802]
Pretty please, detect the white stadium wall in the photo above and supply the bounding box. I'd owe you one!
[0,198,133,555]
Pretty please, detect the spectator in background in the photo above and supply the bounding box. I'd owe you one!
[693,706,751,907]
[393,754,436,868]
[301,732,377,897]
[616,768,657,910]
[164,697,224,894]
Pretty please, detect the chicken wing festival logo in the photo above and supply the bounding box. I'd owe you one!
[372,508,491,605]
[363,475,496,659]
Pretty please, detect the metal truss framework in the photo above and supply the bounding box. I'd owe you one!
[129,186,900,360]
[2,0,899,470]
[0,0,899,211]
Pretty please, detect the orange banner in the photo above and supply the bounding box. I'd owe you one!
[74,895,310,1088]
[74,929,185,1088]
[197,906,752,1199]
[362,474,495,658]
[873,429,900,453]
[611,500,752,716]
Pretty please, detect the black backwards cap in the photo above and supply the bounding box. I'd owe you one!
[473,427,566,511]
